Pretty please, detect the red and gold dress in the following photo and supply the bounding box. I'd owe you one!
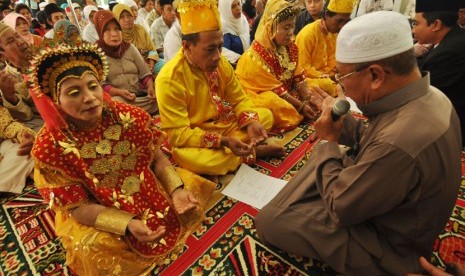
[32,101,215,275]
[236,41,305,132]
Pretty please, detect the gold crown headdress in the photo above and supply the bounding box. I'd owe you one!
[272,1,300,24]
[27,42,110,131]
[177,0,221,35]
[28,42,109,102]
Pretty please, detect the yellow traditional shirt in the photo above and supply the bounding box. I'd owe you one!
[295,19,338,96]
[0,105,35,143]
[235,41,304,131]
[0,64,33,121]
[156,50,261,149]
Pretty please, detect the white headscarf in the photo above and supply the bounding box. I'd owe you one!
[83,5,98,20]
[218,0,250,51]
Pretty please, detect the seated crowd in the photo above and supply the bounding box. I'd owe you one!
[1,0,465,274]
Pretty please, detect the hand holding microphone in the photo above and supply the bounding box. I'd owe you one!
[331,99,351,121]
[313,98,351,143]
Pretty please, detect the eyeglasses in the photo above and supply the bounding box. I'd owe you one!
[334,65,370,84]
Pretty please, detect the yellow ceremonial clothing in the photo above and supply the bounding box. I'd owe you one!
[156,51,274,175]
[0,105,34,143]
[32,101,215,275]
[236,41,304,131]
[295,19,338,96]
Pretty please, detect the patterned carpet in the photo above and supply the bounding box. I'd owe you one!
[1,122,464,275]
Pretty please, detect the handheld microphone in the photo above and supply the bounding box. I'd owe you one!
[331,99,350,121]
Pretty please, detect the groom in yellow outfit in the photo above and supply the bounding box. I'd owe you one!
[295,0,354,97]
[155,0,285,176]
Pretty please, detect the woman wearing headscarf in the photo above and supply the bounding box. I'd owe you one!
[121,0,151,33]
[28,42,215,275]
[235,0,323,131]
[218,0,250,65]
[52,19,82,44]
[113,3,164,75]
[82,5,99,43]
[95,10,158,114]
[3,13,43,47]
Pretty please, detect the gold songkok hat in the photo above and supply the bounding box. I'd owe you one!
[327,0,355,14]
[177,0,221,35]
[28,43,109,102]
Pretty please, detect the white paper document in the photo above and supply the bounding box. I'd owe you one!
[222,164,287,209]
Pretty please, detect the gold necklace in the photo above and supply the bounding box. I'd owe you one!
[276,46,296,81]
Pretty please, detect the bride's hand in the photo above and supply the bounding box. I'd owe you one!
[171,188,199,215]
[127,219,166,243]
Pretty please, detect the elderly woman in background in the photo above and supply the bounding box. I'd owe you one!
[28,42,215,275]
[113,3,164,75]
[95,10,158,114]
[235,0,323,132]
[3,13,43,46]
[121,0,151,33]
[218,0,250,65]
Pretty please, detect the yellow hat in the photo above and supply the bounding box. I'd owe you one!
[177,0,221,35]
[327,0,354,14]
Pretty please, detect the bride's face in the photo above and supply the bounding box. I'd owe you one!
[58,72,104,128]
[273,17,295,47]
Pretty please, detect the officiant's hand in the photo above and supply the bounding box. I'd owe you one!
[406,257,465,276]
[314,96,343,142]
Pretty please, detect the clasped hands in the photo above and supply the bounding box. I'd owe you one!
[221,121,268,157]
[295,84,328,121]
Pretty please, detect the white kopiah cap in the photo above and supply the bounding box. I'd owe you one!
[336,11,413,64]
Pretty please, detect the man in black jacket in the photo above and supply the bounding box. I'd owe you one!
[413,0,465,146]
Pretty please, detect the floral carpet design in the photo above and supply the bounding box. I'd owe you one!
[0,122,464,275]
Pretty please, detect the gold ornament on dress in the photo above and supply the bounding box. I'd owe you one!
[103,124,122,140]
[81,142,98,159]
[121,175,142,196]
[96,139,112,155]
[58,140,80,158]
[119,112,136,130]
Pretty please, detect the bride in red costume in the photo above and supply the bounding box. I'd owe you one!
[28,42,215,275]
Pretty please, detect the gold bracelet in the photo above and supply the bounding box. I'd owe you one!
[94,208,135,235]
[159,166,184,195]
